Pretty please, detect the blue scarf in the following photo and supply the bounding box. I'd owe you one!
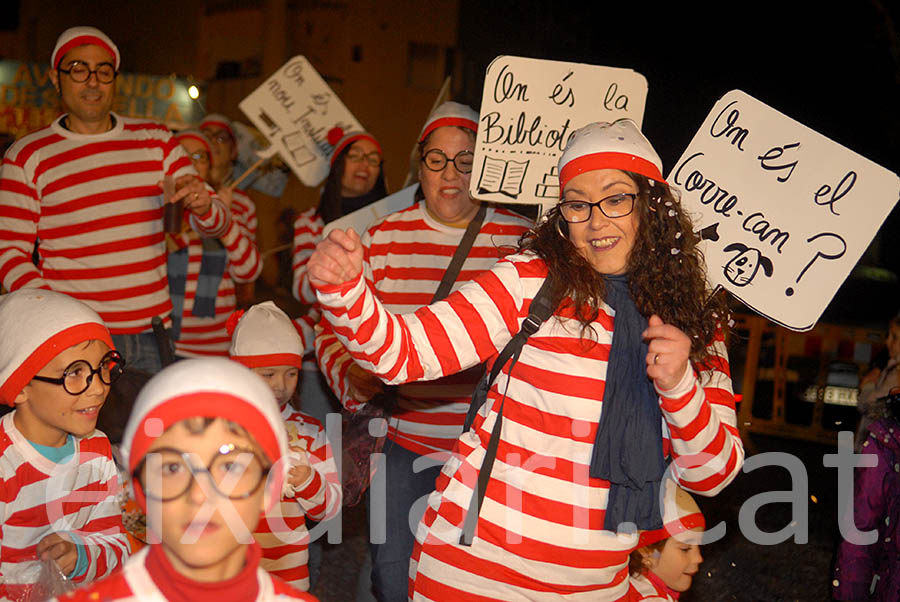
[590,274,667,532]
[167,237,227,340]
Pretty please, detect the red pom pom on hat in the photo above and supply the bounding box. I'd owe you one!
[225,309,245,337]
[327,127,344,146]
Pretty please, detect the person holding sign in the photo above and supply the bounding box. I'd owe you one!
[291,129,388,423]
[314,102,532,602]
[166,129,262,358]
[307,119,742,599]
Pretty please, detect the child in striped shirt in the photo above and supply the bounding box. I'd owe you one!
[0,289,130,601]
[229,302,341,592]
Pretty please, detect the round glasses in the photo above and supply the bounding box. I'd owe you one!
[202,130,232,145]
[187,150,210,164]
[558,193,637,223]
[134,445,270,502]
[32,351,125,395]
[57,61,117,84]
[421,149,474,174]
[345,149,382,167]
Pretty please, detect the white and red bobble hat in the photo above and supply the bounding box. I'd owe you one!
[0,290,113,406]
[175,129,213,165]
[199,113,235,140]
[418,101,478,143]
[51,26,120,70]
[638,478,706,548]
[120,357,289,511]
[228,301,304,369]
[325,128,382,167]
[558,119,665,197]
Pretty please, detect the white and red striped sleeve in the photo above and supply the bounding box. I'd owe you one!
[285,412,341,521]
[231,189,258,238]
[291,208,323,305]
[314,313,365,412]
[221,197,262,283]
[0,135,52,291]
[659,335,745,496]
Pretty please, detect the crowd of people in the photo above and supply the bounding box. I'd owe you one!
[0,21,893,602]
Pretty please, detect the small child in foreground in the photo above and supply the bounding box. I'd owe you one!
[0,289,130,600]
[57,357,318,601]
[229,302,341,591]
[628,479,705,601]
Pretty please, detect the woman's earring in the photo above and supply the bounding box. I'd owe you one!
[555,215,568,239]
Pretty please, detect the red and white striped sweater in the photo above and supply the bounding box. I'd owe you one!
[315,202,531,456]
[255,405,340,591]
[172,190,261,358]
[291,208,326,373]
[0,114,230,334]
[316,253,744,600]
[0,412,130,601]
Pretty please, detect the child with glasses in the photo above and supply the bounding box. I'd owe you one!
[229,302,341,592]
[0,289,130,600]
[56,357,318,601]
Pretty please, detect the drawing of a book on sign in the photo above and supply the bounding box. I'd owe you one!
[477,156,529,199]
[281,131,317,167]
[535,166,559,198]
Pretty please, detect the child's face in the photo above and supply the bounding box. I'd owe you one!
[142,418,270,580]
[251,365,299,406]
[644,530,703,592]
[14,339,111,446]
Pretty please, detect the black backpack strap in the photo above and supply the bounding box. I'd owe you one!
[459,273,556,545]
[432,203,487,304]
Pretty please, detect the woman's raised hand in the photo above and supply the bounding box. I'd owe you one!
[643,314,692,392]
[308,228,364,288]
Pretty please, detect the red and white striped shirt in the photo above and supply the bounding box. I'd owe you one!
[291,208,326,373]
[315,202,531,456]
[0,114,230,334]
[626,572,675,601]
[255,405,340,591]
[172,189,261,358]
[316,253,743,600]
[0,412,129,601]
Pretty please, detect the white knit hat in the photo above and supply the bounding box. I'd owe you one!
[120,357,289,511]
[558,119,665,196]
[325,128,382,167]
[51,26,120,70]
[228,301,304,369]
[0,290,113,406]
[638,478,705,547]
[418,101,478,143]
[199,113,236,141]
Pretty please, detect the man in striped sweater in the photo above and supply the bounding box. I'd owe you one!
[0,27,230,373]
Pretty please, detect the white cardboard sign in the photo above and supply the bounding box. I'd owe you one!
[671,89,899,331]
[469,55,648,207]
[239,56,363,186]
[322,185,418,238]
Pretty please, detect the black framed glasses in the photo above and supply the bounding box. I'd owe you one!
[57,61,117,84]
[345,149,382,167]
[421,149,474,174]
[133,445,271,502]
[32,351,124,395]
[558,193,637,223]
[187,151,210,164]
[202,130,232,144]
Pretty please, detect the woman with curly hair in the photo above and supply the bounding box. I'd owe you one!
[307,119,744,599]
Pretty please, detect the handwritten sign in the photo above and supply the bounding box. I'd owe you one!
[323,185,417,238]
[469,55,647,208]
[671,90,899,331]
[239,56,362,186]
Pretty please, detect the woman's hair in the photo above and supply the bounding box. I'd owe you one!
[628,540,666,576]
[413,126,476,202]
[518,171,730,361]
[318,143,388,224]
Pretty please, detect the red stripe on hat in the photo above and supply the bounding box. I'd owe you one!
[419,117,478,143]
[637,511,706,548]
[1,323,113,406]
[175,133,213,164]
[54,36,118,69]
[331,134,383,167]
[200,119,235,140]
[231,353,304,370]
[559,152,665,197]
